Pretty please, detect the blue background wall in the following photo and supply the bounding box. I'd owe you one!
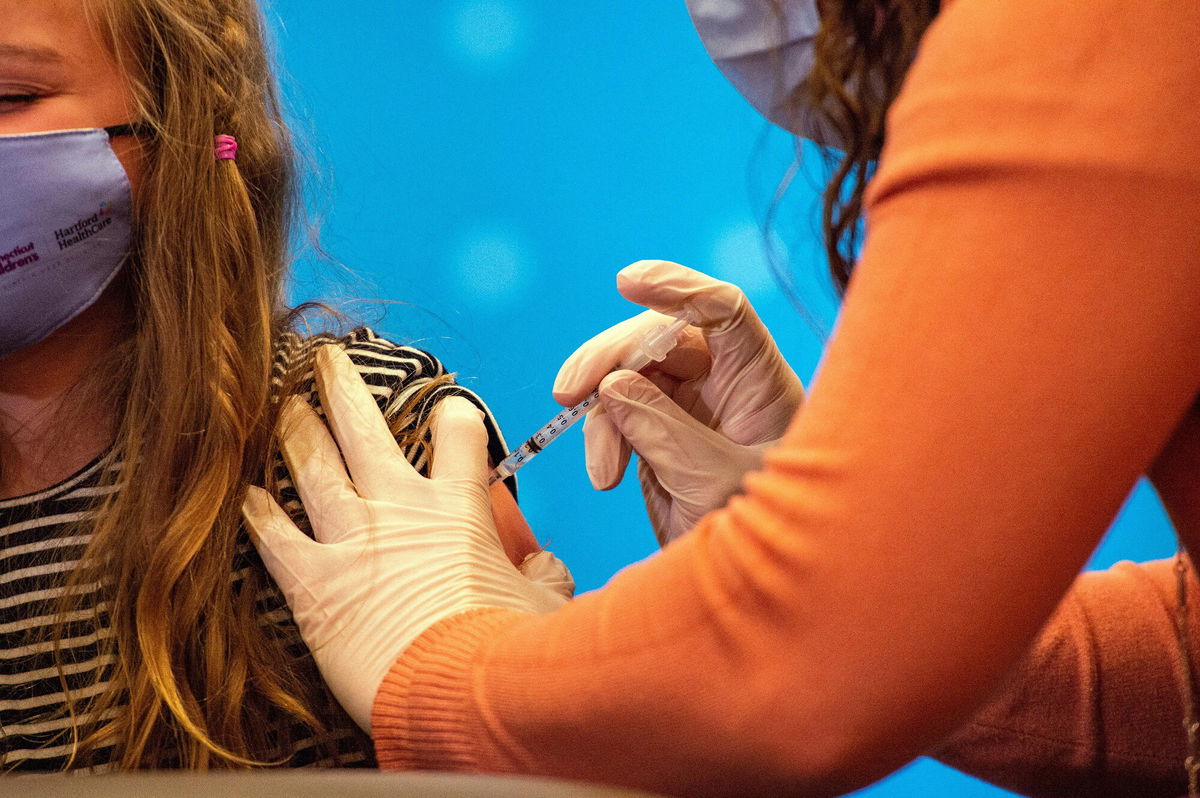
[272,2,1177,794]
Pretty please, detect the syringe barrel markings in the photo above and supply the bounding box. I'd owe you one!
[490,388,600,483]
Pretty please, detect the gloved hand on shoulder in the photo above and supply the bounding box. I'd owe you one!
[242,345,570,731]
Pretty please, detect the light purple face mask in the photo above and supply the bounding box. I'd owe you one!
[0,127,134,359]
[685,0,835,144]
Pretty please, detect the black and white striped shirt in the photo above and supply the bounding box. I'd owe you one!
[0,328,510,771]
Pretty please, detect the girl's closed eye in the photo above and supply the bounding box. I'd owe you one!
[0,92,41,112]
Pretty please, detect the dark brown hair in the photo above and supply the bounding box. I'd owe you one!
[779,0,939,293]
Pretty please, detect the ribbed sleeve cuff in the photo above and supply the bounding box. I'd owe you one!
[372,608,528,771]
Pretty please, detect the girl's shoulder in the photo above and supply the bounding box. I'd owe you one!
[273,326,449,390]
[271,327,513,488]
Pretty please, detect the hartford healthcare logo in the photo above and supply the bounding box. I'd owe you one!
[55,203,115,250]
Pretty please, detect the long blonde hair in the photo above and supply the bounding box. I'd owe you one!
[42,0,361,769]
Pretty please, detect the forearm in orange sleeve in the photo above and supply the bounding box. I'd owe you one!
[933,559,1196,797]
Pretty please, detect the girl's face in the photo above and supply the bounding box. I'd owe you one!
[0,0,144,191]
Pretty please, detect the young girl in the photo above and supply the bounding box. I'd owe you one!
[0,0,566,771]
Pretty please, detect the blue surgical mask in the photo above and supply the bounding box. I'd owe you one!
[0,126,136,359]
[686,0,837,144]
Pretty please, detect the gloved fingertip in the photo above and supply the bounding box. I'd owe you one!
[616,260,724,315]
[586,457,618,491]
[616,261,670,304]
[597,369,635,397]
[315,343,358,388]
[553,360,611,407]
[430,397,489,482]
[591,440,632,490]
[550,361,579,401]
[617,259,678,285]
[583,410,623,490]
[241,485,273,523]
[518,551,575,601]
[551,386,578,407]
[450,394,487,418]
[599,370,659,408]
[241,486,291,551]
[430,395,485,436]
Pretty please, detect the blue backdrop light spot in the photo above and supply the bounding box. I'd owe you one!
[270,3,1176,795]
[448,224,533,307]
[709,220,785,299]
[447,0,525,68]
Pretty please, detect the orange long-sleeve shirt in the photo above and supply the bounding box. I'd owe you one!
[371,0,1200,794]
[933,556,1200,798]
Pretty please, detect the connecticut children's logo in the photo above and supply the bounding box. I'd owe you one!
[0,242,40,276]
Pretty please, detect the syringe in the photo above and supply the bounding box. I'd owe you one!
[490,315,692,485]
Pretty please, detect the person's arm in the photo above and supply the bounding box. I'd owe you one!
[489,481,543,566]
[932,558,1198,798]
[369,0,1200,793]
[935,411,1200,798]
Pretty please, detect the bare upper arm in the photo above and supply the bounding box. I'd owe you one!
[489,479,541,566]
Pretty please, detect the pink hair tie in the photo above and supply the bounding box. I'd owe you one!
[214,134,238,161]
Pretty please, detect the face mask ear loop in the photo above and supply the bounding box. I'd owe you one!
[103,123,154,139]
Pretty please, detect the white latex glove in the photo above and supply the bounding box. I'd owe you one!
[554,260,805,545]
[242,345,569,732]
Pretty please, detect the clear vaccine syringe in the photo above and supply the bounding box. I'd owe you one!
[490,315,692,485]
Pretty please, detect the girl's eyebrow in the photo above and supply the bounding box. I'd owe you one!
[0,43,65,65]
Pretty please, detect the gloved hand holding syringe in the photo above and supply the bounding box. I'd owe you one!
[489,313,693,484]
